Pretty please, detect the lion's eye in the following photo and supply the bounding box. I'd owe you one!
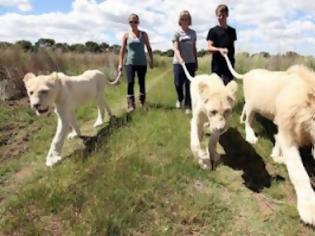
[40,90,48,95]
[224,109,231,116]
[210,110,217,116]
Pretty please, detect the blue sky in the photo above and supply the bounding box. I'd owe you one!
[29,0,72,14]
[0,0,72,14]
[0,0,315,56]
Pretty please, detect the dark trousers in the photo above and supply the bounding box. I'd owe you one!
[125,65,147,98]
[212,63,235,85]
[173,63,196,109]
[215,72,234,85]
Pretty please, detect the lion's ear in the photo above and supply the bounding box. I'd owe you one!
[198,82,209,94]
[198,82,210,103]
[23,73,35,83]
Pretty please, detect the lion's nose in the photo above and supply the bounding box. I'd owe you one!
[33,103,41,109]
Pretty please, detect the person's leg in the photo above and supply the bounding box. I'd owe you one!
[173,64,184,108]
[222,62,235,85]
[136,65,147,106]
[184,63,196,111]
[221,74,233,85]
[125,65,136,112]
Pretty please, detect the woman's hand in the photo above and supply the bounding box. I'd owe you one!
[149,60,154,69]
[118,64,123,72]
[179,58,185,65]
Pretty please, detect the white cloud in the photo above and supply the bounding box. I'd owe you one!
[0,0,315,55]
[0,0,32,11]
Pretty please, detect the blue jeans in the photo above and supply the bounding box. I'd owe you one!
[173,63,196,109]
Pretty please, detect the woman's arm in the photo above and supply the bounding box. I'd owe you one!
[173,39,184,64]
[118,33,128,71]
[143,32,153,68]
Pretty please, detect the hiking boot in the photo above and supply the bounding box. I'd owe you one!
[139,93,146,108]
[127,96,135,113]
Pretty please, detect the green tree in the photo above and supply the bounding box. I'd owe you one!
[153,50,162,56]
[54,42,70,52]
[108,44,121,54]
[15,40,33,51]
[70,43,86,53]
[0,41,13,48]
[35,38,55,48]
[85,41,101,53]
[99,42,109,52]
[163,49,174,57]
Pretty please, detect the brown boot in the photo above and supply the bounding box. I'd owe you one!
[127,95,135,113]
[139,93,145,108]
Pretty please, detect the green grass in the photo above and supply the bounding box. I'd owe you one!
[1,56,315,235]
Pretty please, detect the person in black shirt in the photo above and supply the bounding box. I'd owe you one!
[207,4,237,85]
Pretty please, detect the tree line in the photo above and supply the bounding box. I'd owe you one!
[0,38,122,53]
[0,38,301,58]
[0,38,178,56]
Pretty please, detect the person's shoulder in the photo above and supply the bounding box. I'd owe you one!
[174,28,181,34]
[123,32,129,38]
[173,29,181,38]
[211,25,220,30]
[227,25,236,31]
[209,25,220,33]
[189,28,197,35]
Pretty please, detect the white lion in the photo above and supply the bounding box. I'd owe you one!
[23,70,120,167]
[223,53,315,226]
[181,63,238,169]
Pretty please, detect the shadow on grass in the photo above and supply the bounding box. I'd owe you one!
[256,114,277,143]
[64,102,176,163]
[67,114,132,160]
[253,115,315,188]
[220,128,273,192]
[145,102,178,111]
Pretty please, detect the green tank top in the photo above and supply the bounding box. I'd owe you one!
[125,31,147,65]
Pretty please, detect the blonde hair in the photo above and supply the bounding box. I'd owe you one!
[178,10,192,26]
[215,4,229,16]
[128,13,139,22]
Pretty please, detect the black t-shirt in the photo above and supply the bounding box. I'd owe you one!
[207,25,237,77]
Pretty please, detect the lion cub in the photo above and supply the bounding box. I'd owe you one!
[23,70,120,167]
[181,63,238,169]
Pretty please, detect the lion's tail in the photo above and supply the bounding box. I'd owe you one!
[222,53,244,80]
[180,63,194,82]
[105,71,122,85]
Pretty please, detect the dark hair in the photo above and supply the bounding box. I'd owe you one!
[215,4,229,16]
[128,13,139,22]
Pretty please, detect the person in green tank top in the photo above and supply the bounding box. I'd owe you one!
[118,13,153,113]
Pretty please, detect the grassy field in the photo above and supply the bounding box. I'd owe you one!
[1,54,315,235]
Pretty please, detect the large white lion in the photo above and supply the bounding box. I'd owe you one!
[223,53,315,226]
[23,70,120,167]
[181,63,238,169]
